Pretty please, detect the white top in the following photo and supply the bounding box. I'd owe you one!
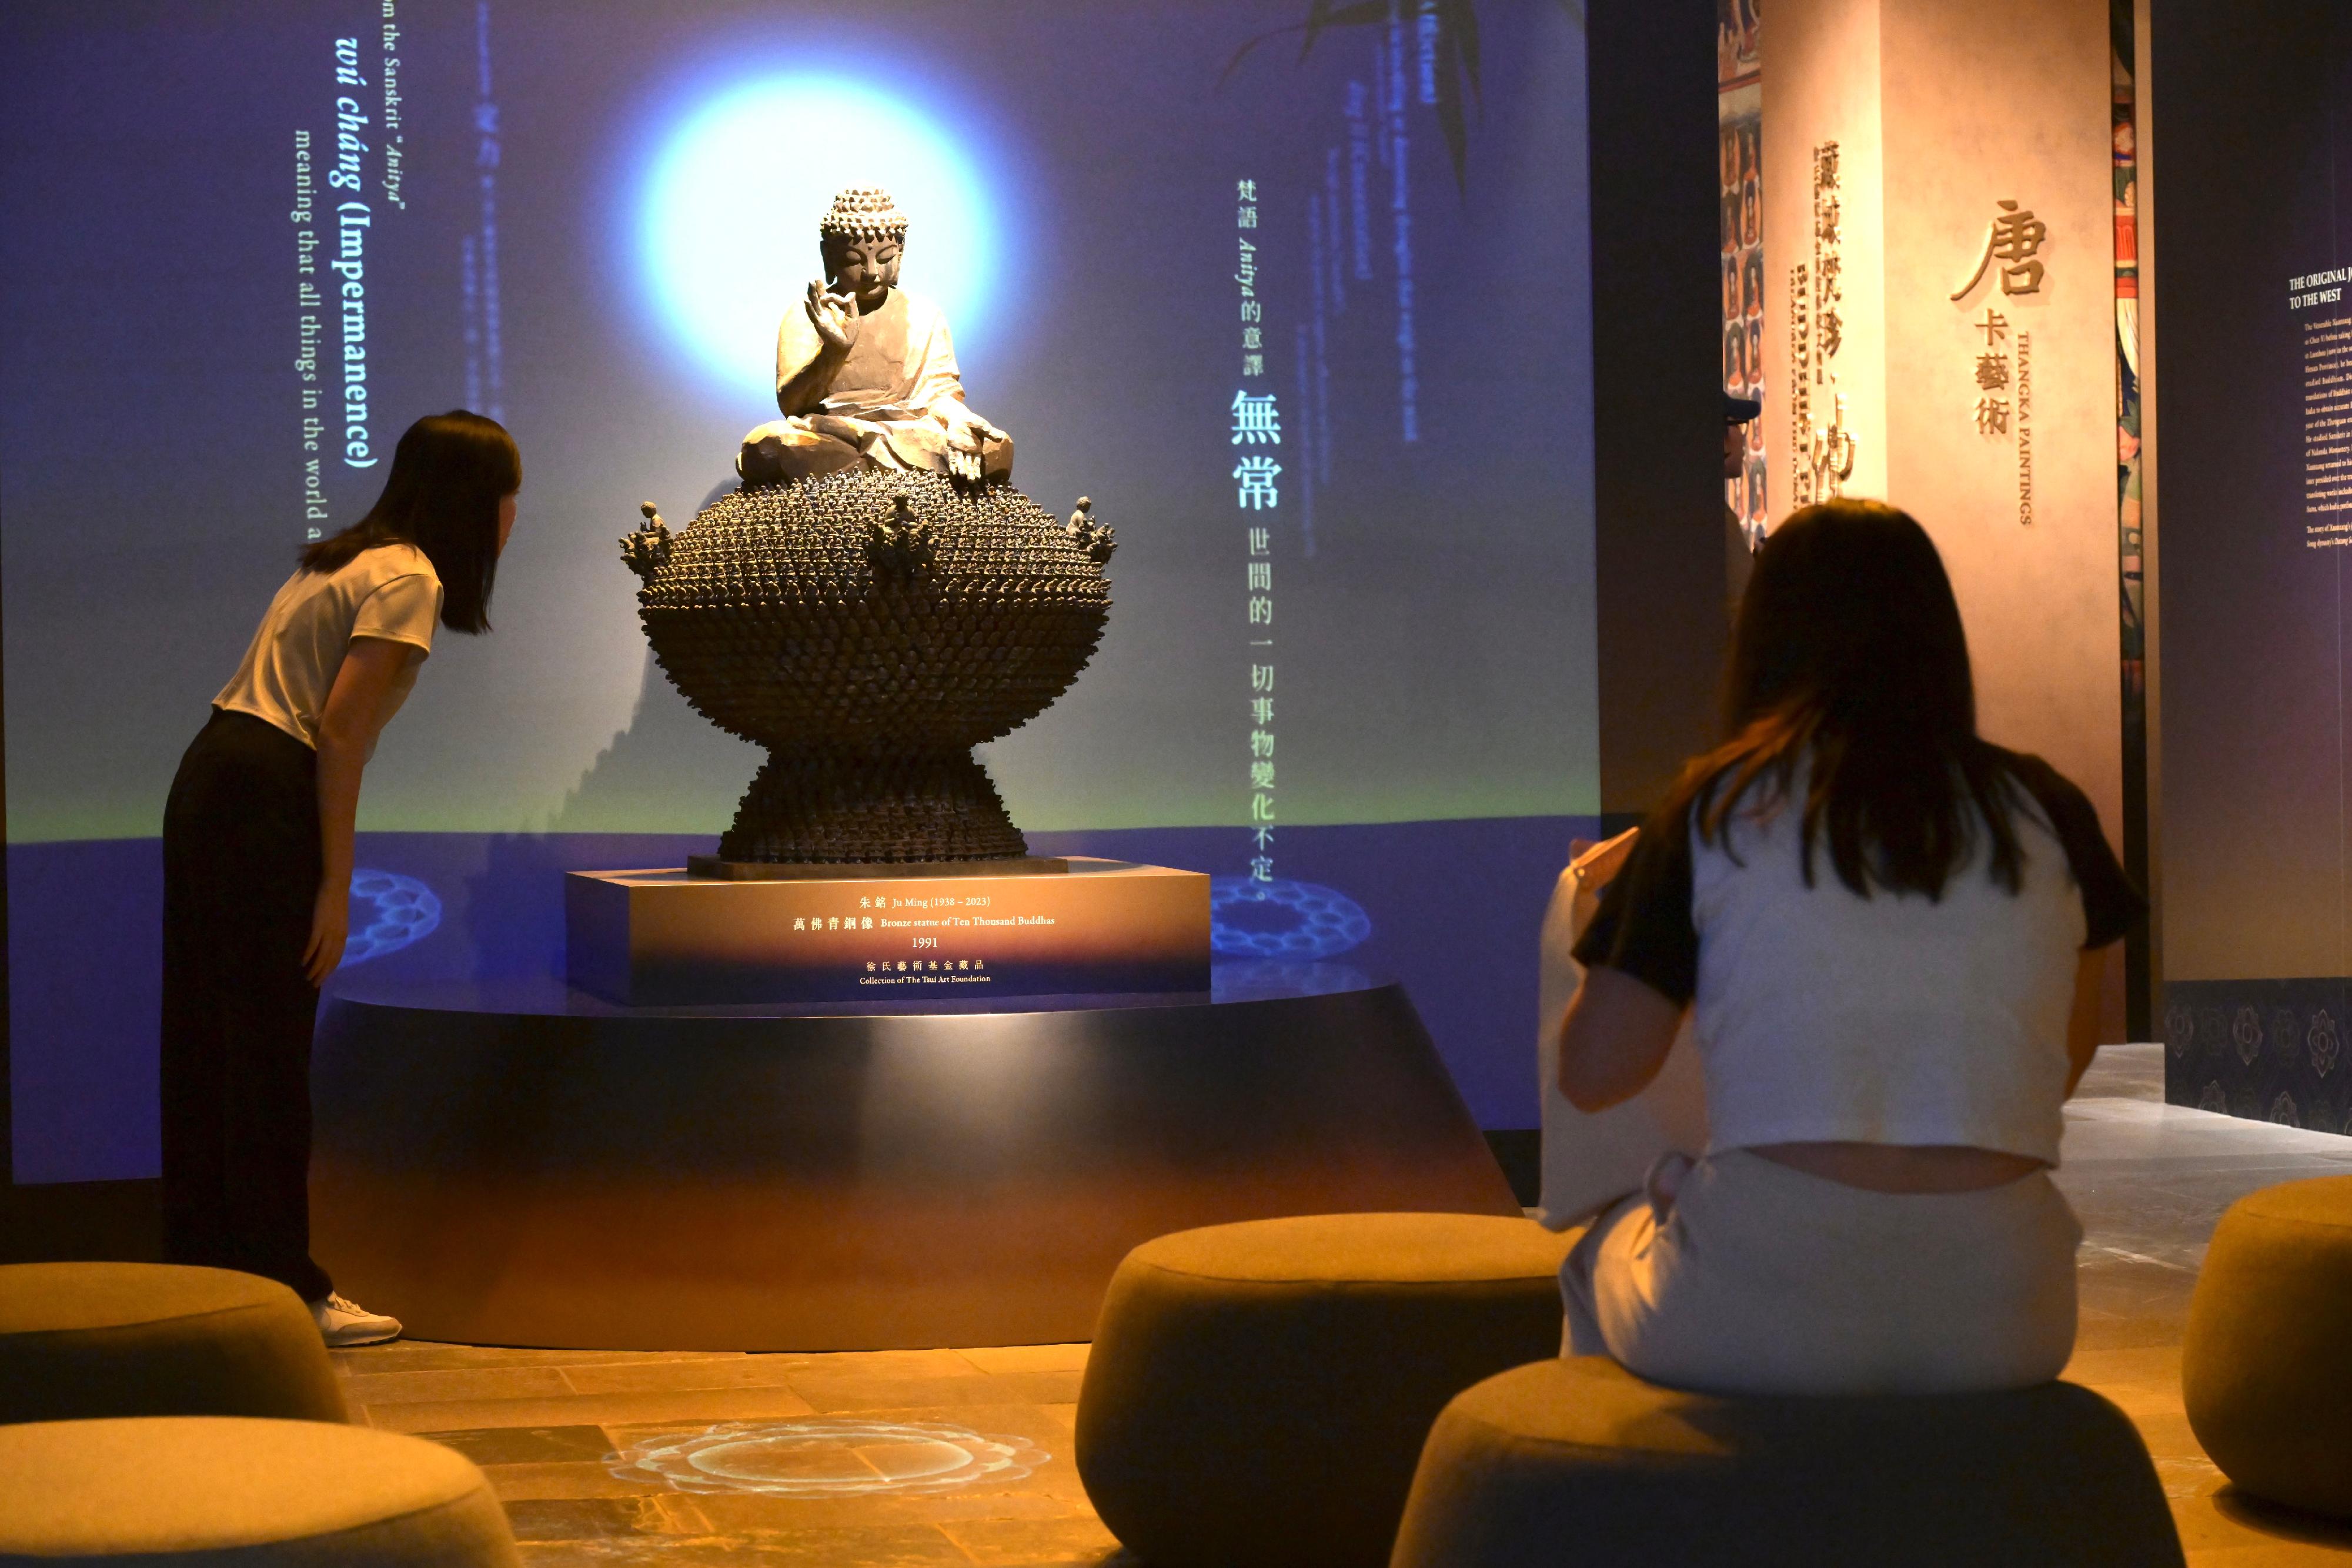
[1575,754,2133,1166]
[214,543,442,755]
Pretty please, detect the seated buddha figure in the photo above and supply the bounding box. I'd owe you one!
[737,187,1014,487]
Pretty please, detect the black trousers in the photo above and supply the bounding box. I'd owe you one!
[160,708,332,1302]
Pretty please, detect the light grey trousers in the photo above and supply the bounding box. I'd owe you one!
[1561,1148,2082,1396]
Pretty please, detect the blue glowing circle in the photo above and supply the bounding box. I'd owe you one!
[1208,877,1373,961]
[607,1419,1046,1496]
[340,870,441,967]
[636,76,1000,397]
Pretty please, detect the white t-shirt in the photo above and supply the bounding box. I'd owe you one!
[1575,749,2137,1166]
[214,543,442,755]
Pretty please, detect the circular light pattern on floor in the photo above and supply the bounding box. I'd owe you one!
[1208,876,1373,960]
[607,1419,1046,1496]
[340,870,441,966]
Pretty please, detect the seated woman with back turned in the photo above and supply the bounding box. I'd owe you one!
[1558,498,2140,1396]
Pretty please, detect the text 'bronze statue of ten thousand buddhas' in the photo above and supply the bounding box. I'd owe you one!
[620,187,1115,873]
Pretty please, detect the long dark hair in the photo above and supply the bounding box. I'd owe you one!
[300,410,517,633]
[1663,497,2024,899]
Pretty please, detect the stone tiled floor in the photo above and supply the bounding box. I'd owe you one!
[331,1044,2352,1566]
[335,1340,1119,1566]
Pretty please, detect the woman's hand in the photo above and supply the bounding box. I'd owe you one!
[1569,828,1640,892]
[303,882,350,987]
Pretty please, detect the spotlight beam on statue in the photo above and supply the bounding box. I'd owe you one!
[636,74,1000,399]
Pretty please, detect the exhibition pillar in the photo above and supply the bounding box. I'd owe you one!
[1762,0,2123,851]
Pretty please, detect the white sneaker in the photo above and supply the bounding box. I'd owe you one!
[313,1293,402,1348]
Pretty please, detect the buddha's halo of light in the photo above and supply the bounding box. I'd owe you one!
[637,75,998,399]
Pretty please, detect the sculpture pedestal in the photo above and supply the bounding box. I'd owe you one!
[566,857,1209,1005]
[308,973,1519,1350]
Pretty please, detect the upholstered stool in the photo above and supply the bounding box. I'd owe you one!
[1074,1212,1576,1568]
[2183,1173,2352,1517]
[1391,1356,2183,1567]
[0,1416,518,1566]
[0,1263,345,1425]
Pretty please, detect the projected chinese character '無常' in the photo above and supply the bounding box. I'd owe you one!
[1231,391,1282,445]
[1234,455,1282,509]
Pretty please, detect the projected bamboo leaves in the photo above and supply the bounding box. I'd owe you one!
[1220,0,1579,196]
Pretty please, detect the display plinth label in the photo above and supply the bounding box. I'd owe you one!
[565,857,1210,1005]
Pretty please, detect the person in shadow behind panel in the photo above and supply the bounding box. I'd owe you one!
[1725,392,1761,618]
[159,410,521,1348]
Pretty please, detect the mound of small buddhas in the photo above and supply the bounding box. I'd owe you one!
[623,469,1110,754]
[620,467,1111,862]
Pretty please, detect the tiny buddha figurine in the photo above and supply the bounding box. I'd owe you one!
[737,186,1014,487]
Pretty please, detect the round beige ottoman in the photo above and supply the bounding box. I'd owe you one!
[1074,1212,1576,1568]
[0,1263,345,1425]
[0,1417,517,1566]
[1390,1356,2183,1567]
[2183,1174,2352,1517]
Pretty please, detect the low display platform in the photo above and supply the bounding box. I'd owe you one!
[566,856,1209,1005]
[309,969,1519,1351]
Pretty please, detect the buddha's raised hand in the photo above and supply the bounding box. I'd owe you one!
[804,279,855,351]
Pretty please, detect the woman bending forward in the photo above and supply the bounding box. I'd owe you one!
[1559,498,2139,1396]
[161,410,520,1348]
